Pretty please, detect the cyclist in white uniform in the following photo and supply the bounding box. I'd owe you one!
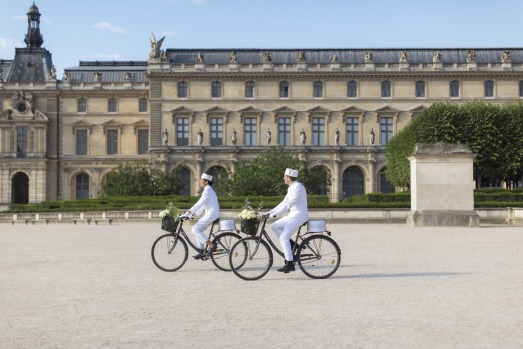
[265,168,308,273]
[183,173,220,259]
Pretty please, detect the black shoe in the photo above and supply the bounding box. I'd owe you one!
[193,249,205,260]
[277,260,295,273]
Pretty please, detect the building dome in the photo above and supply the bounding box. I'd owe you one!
[28,3,40,16]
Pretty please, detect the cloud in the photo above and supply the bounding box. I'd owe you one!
[159,31,178,37]
[0,37,24,51]
[92,22,126,34]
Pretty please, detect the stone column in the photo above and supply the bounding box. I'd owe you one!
[407,143,479,227]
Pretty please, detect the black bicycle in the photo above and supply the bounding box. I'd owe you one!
[151,215,241,272]
[229,216,341,280]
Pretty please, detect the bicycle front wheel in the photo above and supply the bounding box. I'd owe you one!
[210,232,242,271]
[297,235,341,279]
[151,234,188,272]
[229,237,273,281]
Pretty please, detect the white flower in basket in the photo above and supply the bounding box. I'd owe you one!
[238,199,263,235]
[159,202,179,232]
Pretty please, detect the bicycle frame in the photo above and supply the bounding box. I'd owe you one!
[170,216,220,252]
[253,217,309,259]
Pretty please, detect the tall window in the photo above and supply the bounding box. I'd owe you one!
[76,174,89,199]
[245,81,255,98]
[278,117,291,145]
[178,81,188,98]
[450,80,460,97]
[313,81,323,98]
[211,81,221,98]
[210,117,223,146]
[244,117,257,146]
[381,81,391,97]
[519,81,523,97]
[106,129,118,155]
[176,117,189,146]
[76,130,87,155]
[279,81,289,98]
[108,98,117,112]
[485,80,494,97]
[346,117,359,146]
[77,98,87,113]
[347,81,357,98]
[415,80,425,97]
[16,127,27,158]
[312,117,325,145]
[139,98,147,112]
[380,117,393,145]
[137,129,148,154]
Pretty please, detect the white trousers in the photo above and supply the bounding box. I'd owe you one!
[271,216,307,262]
[191,217,214,249]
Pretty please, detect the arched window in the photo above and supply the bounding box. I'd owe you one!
[342,167,364,199]
[76,173,89,199]
[139,98,148,112]
[77,98,87,113]
[279,81,289,98]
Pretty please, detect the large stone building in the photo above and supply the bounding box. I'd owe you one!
[1,3,522,208]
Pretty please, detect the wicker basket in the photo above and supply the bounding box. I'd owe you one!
[241,219,259,236]
[161,215,178,233]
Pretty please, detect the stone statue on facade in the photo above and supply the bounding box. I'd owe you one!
[364,51,373,63]
[266,128,271,145]
[162,129,169,146]
[149,33,165,60]
[331,54,338,63]
[230,51,237,63]
[501,50,511,63]
[370,128,375,145]
[297,51,306,63]
[433,52,441,63]
[263,51,272,63]
[466,50,476,63]
[197,129,203,145]
[62,72,69,81]
[335,128,340,145]
[93,72,102,82]
[124,72,132,81]
[399,51,408,62]
[231,128,237,145]
[300,128,307,146]
[48,65,56,80]
[196,52,204,63]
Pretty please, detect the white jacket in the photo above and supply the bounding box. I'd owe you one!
[189,185,220,220]
[269,181,308,221]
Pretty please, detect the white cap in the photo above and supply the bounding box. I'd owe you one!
[201,173,213,181]
[284,168,299,177]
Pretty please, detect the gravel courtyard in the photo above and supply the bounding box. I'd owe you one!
[1,222,522,349]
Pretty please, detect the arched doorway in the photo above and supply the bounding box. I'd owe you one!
[12,172,29,204]
[178,167,191,196]
[76,173,90,199]
[342,167,364,199]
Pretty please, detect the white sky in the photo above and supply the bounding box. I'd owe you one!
[1,0,523,76]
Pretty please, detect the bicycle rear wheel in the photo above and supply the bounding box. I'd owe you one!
[210,232,242,271]
[229,237,273,281]
[151,234,188,272]
[297,235,341,279]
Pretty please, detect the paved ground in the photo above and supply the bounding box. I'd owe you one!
[1,222,522,349]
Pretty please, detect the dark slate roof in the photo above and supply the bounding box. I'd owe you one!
[5,48,52,83]
[64,61,148,83]
[165,48,523,64]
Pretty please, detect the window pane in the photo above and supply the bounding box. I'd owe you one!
[108,98,117,112]
[76,130,87,155]
[485,80,494,97]
[178,82,187,98]
[415,81,425,97]
[381,81,391,97]
[450,81,459,97]
[139,98,147,112]
[210,117,223,146]
[245,81,255,98]
[76,174,89,199]
[278,117,291,145]
[313,81,323,98]
[279,81,289,97]
[244,117,257,146]
[138,129,148,154]
[107,130,118,155]
[176,118,189,146]
[519,81,523,97]
[211,81,221,98]
[312,117,324,145]
[78,98,86,112]
[346,117,359,145]
[16,127,27,158]
[347,81,357,97]
[380,117,393,145]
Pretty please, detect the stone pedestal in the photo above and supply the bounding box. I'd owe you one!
[407,143,479,227]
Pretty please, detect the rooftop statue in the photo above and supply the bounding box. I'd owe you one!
[149,33,165,60]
